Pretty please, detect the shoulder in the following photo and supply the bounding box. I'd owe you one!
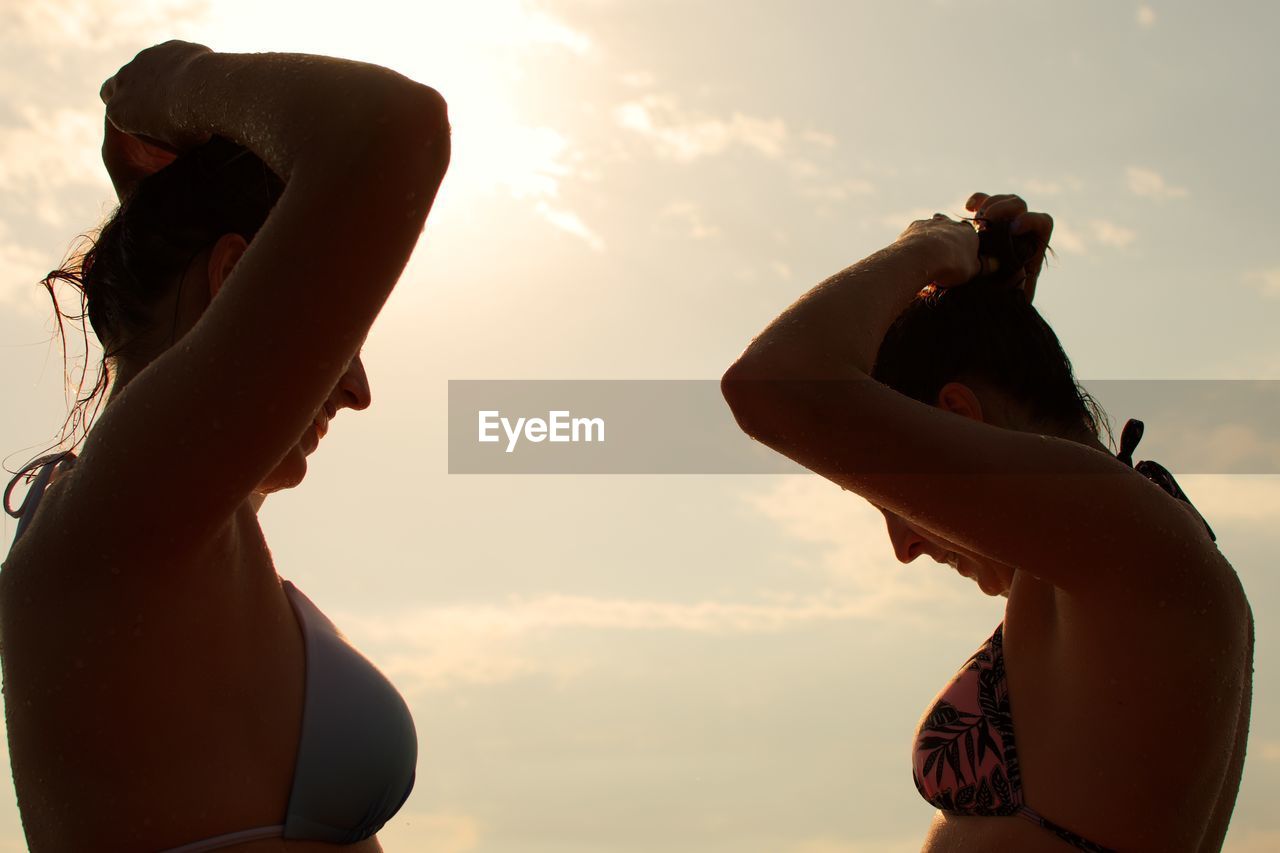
[3,461,256,609]
[1054,535,1247,655]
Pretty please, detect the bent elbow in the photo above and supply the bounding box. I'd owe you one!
[721,357,778,442]
[358,84,451,183]
[401,86,452,175]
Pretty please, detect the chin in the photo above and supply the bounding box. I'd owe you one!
[976,573,1012,598]
[966,568,1010,598]
[257,444,309,495]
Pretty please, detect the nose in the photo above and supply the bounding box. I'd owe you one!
[880,510,929,564]
[336,354,372,412]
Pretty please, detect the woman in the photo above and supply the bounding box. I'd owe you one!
[721,194,1253,852]
[0,41,449,851]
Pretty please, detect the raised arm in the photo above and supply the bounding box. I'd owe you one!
[34,43,449,565]
[721,196,1231,602]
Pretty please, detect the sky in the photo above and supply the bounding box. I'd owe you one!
[1,0,1278,850]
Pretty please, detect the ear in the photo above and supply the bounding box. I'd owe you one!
[935,381,985,422]
[206,233,249,300]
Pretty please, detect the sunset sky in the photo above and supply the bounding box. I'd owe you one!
[1,1,1278,851]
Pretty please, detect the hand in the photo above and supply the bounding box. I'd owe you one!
[100,40,214,199]
[101,116,178,202]
[895,213,982,289]
[965,192,1053,303]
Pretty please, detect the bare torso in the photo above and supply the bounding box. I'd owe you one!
[0,467,383,852]
[919,570,1252,852]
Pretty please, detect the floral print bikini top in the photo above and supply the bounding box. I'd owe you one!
[911,420,1215,852]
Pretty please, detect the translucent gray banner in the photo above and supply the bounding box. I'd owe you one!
[447,380,1280,474]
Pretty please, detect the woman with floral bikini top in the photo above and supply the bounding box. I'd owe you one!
[722,192,1253,851]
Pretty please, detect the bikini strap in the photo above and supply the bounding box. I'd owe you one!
[5,451,77,544]
[1115,419,1216,542]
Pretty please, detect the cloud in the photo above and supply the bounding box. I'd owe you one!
[1194,426,1280,473]
[1,0,204,49]
[877,198,973,234]
[615,95,788,162]
[801,130,838,149]
[534,201,605,251]
[362,593,897,643]
[1088,219,1137,249]
[487,3,591,54]
[0,106,108,198]
[803,178,876,202]
[737,477,971,614]
[0,221,56,306]
[1050,221,1088,254]
[873,207,1129,256]
[332,578,928,692]
[620,70,656,88]
[1126,166,1188,199]
[1244,268,1280,299]
[1018,176,1083,196]
[1136,5,1157,28]
[879,207,941,231]
[1177,476,1280,524]
[661,201,719,239]
[321,472,996,694]
[1045,219,1135,254]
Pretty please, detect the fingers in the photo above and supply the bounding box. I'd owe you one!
[965,191,1022,216]
[967,189,1053,248]
[974,194,1026,222]
[964,191,1054,301]
[1012,210,1053,242]
[101,115,178,201]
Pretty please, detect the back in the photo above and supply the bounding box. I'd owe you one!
[1,457,305,850]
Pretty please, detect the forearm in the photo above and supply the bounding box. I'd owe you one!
[173,51,446,181]
[731,239,935,379]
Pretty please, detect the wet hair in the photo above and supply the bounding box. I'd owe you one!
[12,136,283,479]
[871,277,1111,447]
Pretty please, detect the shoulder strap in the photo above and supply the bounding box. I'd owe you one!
[1115,419,1215,542]
[5,452,77,545]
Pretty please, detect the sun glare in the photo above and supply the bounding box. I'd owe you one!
[192,0,585,220]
